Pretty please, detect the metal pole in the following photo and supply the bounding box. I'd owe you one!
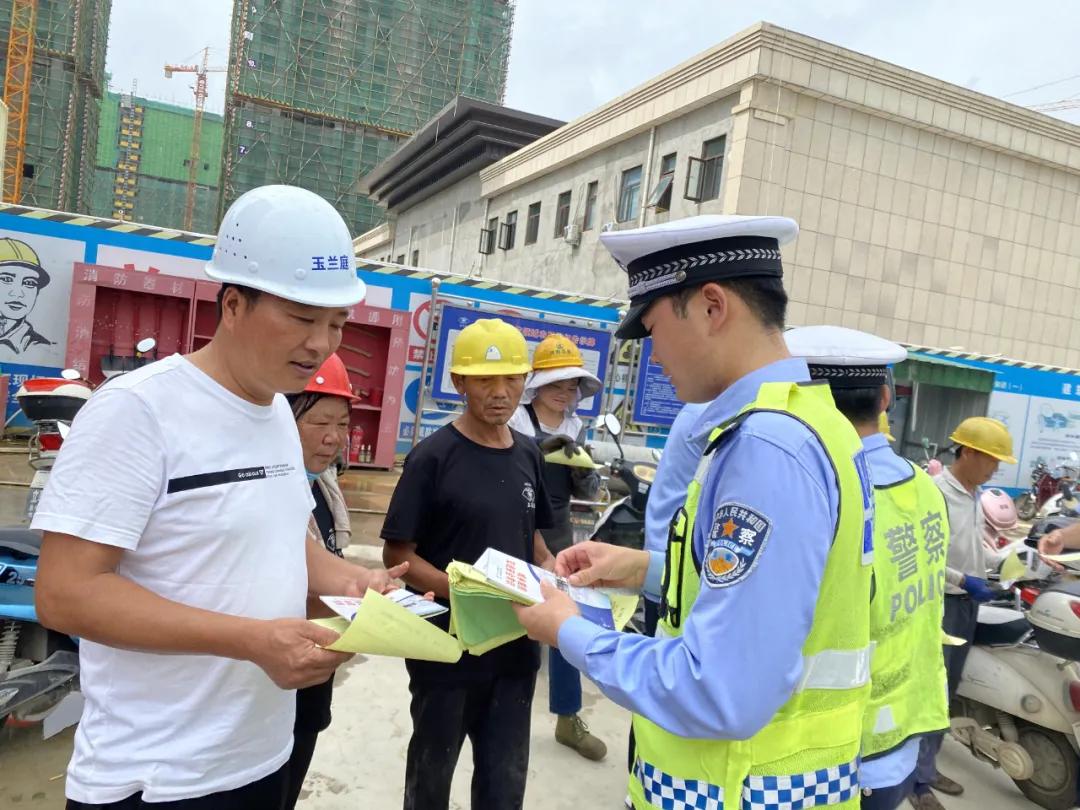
[411,278,441,448]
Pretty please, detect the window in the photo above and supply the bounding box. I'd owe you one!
[554,190,572,237]
[395,254,405,264]
[647,153,677,212]
[411,249,420,266]
[498,210,518,250]
[617,166,643,223]
[479,216,497,254]
[525,202,541,245]
[582,181,599,230]
[685,136,725,203]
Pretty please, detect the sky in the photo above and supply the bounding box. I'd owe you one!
[104,0,1080,125]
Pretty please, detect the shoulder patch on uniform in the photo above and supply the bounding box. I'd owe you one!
[702,502,772,589]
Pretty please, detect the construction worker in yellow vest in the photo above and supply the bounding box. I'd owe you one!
[513,215,875,810]
[786,325,950,810]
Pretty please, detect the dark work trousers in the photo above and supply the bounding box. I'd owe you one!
[66,764,288,810]
[914,594,978,794]
[283,731,320,810]
[548,645,582,715]
[542,517,583,717]
[403,671,537,810]
[862,766,917,810]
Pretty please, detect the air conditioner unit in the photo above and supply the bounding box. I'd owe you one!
[564,220,583,246]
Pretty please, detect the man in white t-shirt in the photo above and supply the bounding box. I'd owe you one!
[32,186,404,810]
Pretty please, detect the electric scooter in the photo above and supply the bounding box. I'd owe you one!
[951,551,1080,809]
[0,529,81,738]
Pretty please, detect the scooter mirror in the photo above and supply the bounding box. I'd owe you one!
[921,437,930,450]
[60,369,82,381]
[603,413,622,436]
[136,338,157,355]
[57,423,71,440]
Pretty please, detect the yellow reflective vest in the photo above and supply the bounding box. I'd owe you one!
[862,462,950,758]
[630,381,873,810]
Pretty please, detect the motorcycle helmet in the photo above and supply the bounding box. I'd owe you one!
[1028,580,1080,660]
[981,488,1019,533]
[926,459,944,476]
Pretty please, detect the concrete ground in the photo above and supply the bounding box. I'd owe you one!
[0,485,1060,809]
[0,649,1048,809]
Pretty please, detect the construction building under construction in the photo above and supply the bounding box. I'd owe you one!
[91,90,223,234]
[220,0,516,235]
[0,0,111,211]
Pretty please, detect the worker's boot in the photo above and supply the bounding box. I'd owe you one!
[931,771,963,796]
[907,792,946,810]
[555,714,607,761]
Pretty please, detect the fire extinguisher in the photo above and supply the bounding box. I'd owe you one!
[349,426,365,465]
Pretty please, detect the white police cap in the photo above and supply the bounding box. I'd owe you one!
[600,215,799,339]
[785,325,907,388]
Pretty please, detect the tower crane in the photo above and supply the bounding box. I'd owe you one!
[164,47,226,231]
[3,0,38,202]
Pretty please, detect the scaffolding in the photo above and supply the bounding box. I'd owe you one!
[220,0,515,234]
[0,0,110,211]
[92,90,223,233]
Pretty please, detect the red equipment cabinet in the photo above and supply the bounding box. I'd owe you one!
[338,304,409,470]
[66,264,195,383]
[190,281,221,352]
[64,264,408,469]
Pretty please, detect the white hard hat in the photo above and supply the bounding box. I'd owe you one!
[206,185,366,308]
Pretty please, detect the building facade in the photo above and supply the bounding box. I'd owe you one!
[219,0,515,236]
[0,0,111,211]
[90,91,223,234]
[357,22,1080,368]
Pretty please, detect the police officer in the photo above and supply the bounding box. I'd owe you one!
[786,326,950,810]
[514,215,875,809]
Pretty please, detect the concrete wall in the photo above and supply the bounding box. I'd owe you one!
[358,23,1080,366]
[371,176,488,275]
[741,82,1080,366]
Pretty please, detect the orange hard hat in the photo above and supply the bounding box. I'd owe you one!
[304,353,358,400]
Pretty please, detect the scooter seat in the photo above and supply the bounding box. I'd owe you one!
[974,604,1030,645]
[0,528,42,557]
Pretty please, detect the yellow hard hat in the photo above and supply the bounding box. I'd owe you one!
[532,334,584,370]
[950,416,1017,464]
[0,238,50,288]
[450,319,531,376]
[878,412,895,442]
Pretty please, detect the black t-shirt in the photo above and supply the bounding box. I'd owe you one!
[381,423,554,684]
[294,481,340,734]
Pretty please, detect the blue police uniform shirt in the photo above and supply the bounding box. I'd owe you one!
[559,357,851,739]
[643,402,709,601]
[860,431,920,789]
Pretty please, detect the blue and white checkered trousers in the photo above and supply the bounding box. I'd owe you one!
[633,758,859,810]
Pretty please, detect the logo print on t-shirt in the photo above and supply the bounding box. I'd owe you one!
[522,482,536,510]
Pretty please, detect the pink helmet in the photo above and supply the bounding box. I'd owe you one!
[926,459,944,476]
[981,487,1019,532]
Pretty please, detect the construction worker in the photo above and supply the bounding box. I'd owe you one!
[283,352,360,810]
[912,415,1016,808]
[786,326,950,810]
[32,185,405,809]
[382,318,556,810]
[507,333,607,761]
[513,215,875,809]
